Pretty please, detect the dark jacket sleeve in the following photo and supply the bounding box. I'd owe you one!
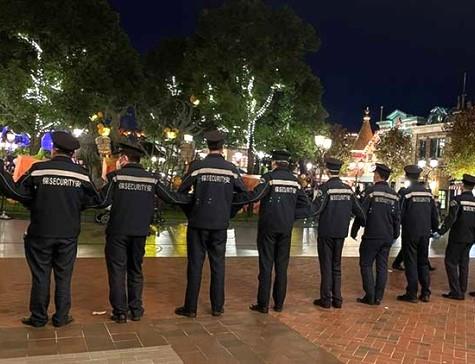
[351,193,366,227]
[0,160,33,203]
[392,197,401,239]
[438,199,459,236]
[430,196,440,232]
[294,187,313,219]
[232,178,269,206]
[156,181,192,205]
[178,171,196,193]
[81,175,103,210]
[351,190,371,238]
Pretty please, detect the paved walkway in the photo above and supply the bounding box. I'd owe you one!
[0,219,461,258]
[0,257,474,363]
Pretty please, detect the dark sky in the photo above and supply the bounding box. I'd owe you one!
[109,0,475,131]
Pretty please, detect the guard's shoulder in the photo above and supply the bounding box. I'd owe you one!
[261,171,272,181]
[341,182,353,191]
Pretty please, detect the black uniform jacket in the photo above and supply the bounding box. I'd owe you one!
[235,167,311,233]
[314,177,366,238]
[1,156,101,238]
[438,191,475,243]
[101,163,191,237]
[400,182,439,240]
[351,181,400,241]
[178,154,248,230]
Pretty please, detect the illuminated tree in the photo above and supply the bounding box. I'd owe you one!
[375,127,413,179]
[444,107,475,178]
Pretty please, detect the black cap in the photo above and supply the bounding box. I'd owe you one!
[404,165,422,179]
[271,150,291,162]
[374,163,391,177]
[52,131,80,152]
[204,130,225,149]
[325,157,343,173]
[462,174,475,187]
[118,140,145,158]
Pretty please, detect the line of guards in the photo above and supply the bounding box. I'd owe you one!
[0,130,474,327]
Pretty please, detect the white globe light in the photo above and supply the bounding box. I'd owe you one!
[6,131,15,143]
[184,134,194,143]
[72,128,84,137]
[417,160,427,169]
[151,156,158,163]
[234,152,243,162]
[429,159,439,168]
[306,162,313,171]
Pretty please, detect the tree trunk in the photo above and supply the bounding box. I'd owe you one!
[247,133,255,174]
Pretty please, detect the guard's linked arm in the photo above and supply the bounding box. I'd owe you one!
[438,200,459,236]
[351,192,366,227]
[295,188,314,219]
[81,174,105,210]
[392,198,401,239]
[351,191,371,238]
[156,180,193,205]
[232,178,269,206]
[0,160,33,204]
[430,195,440,232]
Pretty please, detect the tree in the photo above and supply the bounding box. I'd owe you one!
[326,124,352,165]
[444,107,475,179]
[186,0,326,171]
[0,0,143,147]
[375,128,413,179]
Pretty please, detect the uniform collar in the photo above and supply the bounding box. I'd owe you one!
[328,176,341,182]
[122,163,144,170]
[206,153,224,159]
[52,155,73,163]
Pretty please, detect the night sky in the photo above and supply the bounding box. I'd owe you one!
[109,0,475,131]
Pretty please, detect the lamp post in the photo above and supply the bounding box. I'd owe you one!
[314,135,332,183]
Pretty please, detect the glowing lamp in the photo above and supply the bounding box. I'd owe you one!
[190,95,200,106]
[429,159,439,168]
[417,160,427,169]
[184,134,194,143]
[166,130,177,140]
[306,162,313,171]
[151,156,158,163]
[100,127,111,137]
[72,128,84,138]
[429,180,437,191]
[315,135,332,151]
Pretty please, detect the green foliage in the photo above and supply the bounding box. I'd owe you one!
[0,0,143,137]
[185,0,326,146]
[375,128,413,179]
[327,123,352,165]
[444,108,475,179]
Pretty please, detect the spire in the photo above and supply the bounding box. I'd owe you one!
[353,107,374,151]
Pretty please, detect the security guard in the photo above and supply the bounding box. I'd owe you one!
[101,141,191,323]
[175,130,248,318]
[437,174,475,300]
[351,163,400,305]
[246,150,312,313]
[313,158,366,309]
[0,132,100,327]
[397,165,439,303]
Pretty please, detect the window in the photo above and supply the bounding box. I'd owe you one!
[430,138,445,159]
[418,139,427,159]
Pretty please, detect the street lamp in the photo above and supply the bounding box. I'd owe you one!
[417,159,427,169]
[314,135,332,183]
[429,159,439,168]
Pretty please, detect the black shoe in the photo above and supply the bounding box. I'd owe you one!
[273,306,283,312]
[429,265,436,271]
[174,306,196,318]
[470,292,475,297]
[356,297,375,305]
[53,316,74,327]
[249,304,268,314]
[374,299,381,306]
[110,314,127,324]
[313,299,331,309]
[130,314,142,322]
[21,317,46,328]
[442,293,464,301]
[392,264,405,271]
[332,301,342,309]
[397,294,418,303]
[419,295,430,303]
[212,308,224,317]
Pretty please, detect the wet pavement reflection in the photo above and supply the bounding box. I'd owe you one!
[0,218,469,258]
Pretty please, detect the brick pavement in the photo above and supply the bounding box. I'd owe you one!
[0,257,474,363]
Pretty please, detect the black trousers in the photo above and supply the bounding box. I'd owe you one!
[445,241,473,297]
[317,237,344,304]
[256,229,292,308]
[402,236,431,298]
[184,228,227,312]
[105,235,146,316]
[24,236,77,325]
[359,239,392,301]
